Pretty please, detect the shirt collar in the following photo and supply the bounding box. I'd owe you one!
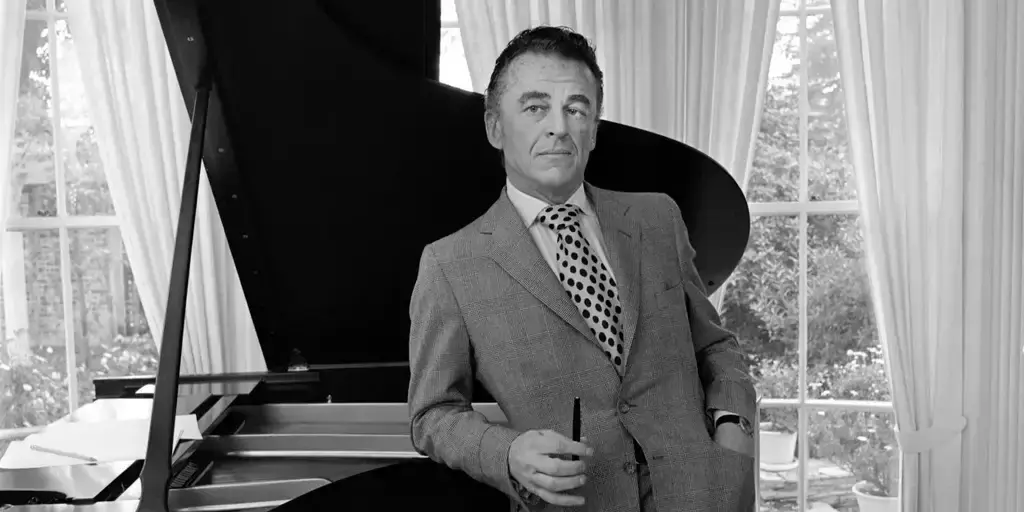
[505,177,593,227]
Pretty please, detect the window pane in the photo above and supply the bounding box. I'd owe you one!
[57,21,116,216]
[758,405,800,510]
[722,215,799,399]
[70,228,157,403]
[807,11,856,201]
[11,19,57,218]
[807,214,887,401]
[808,410,900,510]
[0,229,69,445]
[781,0,799,10]
[57,0,67,13]
[440,28,473,92]
[440,0,458,23]
[747,15,800,203]
[26,0,46,11]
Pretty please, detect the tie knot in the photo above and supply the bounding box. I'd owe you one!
[537,203,584,231]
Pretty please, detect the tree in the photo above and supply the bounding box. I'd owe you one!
[721,10,880,382]
[719,11,898,505]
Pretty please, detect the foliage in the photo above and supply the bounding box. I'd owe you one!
[722,9,879,371]
[753,359,798,433]
[815,410,899,498]
[761,351,899,498]
[0,334,159,456]
[809,349,898,497]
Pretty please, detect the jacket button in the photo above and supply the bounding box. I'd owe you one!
[618,402,630,414]
[622,461,636,474]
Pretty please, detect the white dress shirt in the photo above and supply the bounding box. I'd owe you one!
[504,178,617,284]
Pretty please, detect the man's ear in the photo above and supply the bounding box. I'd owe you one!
[485,110,503,150]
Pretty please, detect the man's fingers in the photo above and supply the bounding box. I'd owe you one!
[531,472,587,493]
[554,436,594,457]
[537,431,593,457]
[530,485,586,507]
[535,456,587,477]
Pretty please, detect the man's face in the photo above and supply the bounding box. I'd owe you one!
[485,52,600,204]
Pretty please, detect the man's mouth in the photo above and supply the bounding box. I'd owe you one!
[539,150,573,156]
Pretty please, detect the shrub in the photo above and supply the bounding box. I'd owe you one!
[752,350,899,497]
[753,359,799,433]
[0,334,158,456]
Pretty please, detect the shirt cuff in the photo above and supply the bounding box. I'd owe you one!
[712,409,736,422]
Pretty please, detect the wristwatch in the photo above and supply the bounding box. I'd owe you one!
[714,413,754,437]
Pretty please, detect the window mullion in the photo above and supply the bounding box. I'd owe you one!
[797,0,810,510]
[47,10,79,412]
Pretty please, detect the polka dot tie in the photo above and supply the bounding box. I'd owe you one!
[537,203,626,373]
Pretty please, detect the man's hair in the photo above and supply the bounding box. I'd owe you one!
[484,26,604,118]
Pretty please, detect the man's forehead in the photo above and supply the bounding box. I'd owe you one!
[505,52,596,89]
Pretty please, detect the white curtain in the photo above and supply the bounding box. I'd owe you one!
[456,0,778,189]
[833,0,1024,511]
[66,0,264,375]
[455,0,780,308]
[0,1,26,307]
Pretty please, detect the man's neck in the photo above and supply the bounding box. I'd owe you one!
[506,174,582,205]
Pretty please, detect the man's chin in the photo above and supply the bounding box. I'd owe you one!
[532,166,580,185]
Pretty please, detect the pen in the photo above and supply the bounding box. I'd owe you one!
[571,396,581,461]
[30,444,98,463]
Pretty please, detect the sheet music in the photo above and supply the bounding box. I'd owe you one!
[0,414,201,469]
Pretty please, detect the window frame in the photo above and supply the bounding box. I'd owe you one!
[10,0,123,413]
[752,2,896,510]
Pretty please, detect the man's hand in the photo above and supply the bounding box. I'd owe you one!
[509,430,593,507]
[713,423,755,457]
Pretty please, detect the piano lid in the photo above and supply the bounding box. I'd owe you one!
[152,0,750,372]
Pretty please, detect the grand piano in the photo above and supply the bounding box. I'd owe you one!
[0,0,751,510]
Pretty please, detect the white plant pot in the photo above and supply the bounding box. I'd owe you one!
[758,428,797,465]
[852,481,898,512]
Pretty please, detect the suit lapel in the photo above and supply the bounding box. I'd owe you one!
[482,188,597,344]
[480,184,644,362]
[586,184,642,363]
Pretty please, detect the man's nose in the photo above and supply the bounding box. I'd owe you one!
[546,111,568,136]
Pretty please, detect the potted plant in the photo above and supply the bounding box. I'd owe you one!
[816,411,899,512]
[759,407,799,464]
[754,359,799,465]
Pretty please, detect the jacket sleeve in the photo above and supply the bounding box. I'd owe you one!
[407,244,534,507]
[661,195,757,425]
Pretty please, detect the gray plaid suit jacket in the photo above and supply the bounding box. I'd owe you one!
[408,182,756,511]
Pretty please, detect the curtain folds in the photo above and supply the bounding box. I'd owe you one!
[66,0,264,374]
[833,0,1024,510]
[0,0,27,321]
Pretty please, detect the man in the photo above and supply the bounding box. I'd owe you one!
[408,26,756,511]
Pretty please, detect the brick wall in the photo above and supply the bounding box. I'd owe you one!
[1,227,148,348]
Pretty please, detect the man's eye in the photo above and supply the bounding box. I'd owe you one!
[568,108,586,117]
[525,105,546,113]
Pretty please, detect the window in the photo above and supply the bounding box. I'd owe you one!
[439,0,472,92]
[0,0,157,456]
[439,1,899,510]
[722,1,899,510]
